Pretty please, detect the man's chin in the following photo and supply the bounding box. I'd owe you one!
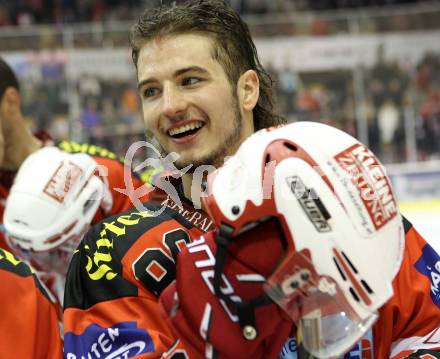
[174,155,220,173]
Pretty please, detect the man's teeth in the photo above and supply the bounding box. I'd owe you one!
[168,121,203,136]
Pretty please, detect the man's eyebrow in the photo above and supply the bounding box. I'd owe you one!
[137,66,209,91]
[174,66,209,77]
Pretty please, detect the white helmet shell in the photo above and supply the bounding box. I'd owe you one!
[4,147,110,253]
[203,121,404,358]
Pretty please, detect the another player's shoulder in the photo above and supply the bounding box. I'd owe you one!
[0,248,53,301]
[401,215,440,288]
[401,215,435,253]
[56,140,122,163]
[0,248,34,277]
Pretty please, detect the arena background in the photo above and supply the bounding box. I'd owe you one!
[1,0,439,247]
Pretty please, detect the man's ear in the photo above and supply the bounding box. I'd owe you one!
[237,69,259,112]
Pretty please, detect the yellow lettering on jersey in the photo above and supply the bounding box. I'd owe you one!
[103,221,126,237]
[0,249,22,266]
[117,214,142,226]
[70,142,82,152]
[85,210,154,281]
[86,256,117,281]
[96,237,114,250]
[58,141,72,152]
[59,140,119,160]
[89,145,99,155]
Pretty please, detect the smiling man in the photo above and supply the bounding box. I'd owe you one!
[63,1,285,357]
[136,33,253,171]
[63,1,440,359]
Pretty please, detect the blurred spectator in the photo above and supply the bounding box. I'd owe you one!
[378,99,400,162]
[368,46,409,109]
[278,64,300,117]
[6,49,440,163]
[120,85,140,124]
[81,97,102,137]
[78,73,101,98]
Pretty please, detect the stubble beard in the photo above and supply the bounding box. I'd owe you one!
[153,96,244,173]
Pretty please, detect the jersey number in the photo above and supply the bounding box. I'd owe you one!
[133,229,190,296]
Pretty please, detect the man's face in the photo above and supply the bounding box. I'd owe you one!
[137,33,253,170]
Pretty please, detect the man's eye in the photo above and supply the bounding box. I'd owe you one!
[143,87,159,98]
[182,77,200,86]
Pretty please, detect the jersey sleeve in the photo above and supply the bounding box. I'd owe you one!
[374,217,440,358]
[94,156,153,216]
[0,248,62,359]
[63,206,203,359]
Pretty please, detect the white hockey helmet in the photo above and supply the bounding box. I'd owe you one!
[4,147,112,272]
[203,122,404,358]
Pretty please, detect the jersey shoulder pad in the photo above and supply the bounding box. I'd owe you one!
[0,248,54,302]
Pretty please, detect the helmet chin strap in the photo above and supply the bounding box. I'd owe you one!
[212,223,273,340]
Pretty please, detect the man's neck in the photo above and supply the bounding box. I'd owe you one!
[3,121,42,171]
[182,173,194,203]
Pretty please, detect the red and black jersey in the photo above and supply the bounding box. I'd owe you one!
[374,217,440,358]
[64,200,209,358]
[0,248,62,358]
[64,201,440,359]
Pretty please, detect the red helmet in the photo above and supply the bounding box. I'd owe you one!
[203,121,404,358]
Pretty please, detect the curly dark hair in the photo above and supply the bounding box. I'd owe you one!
[130,0,285,130]
[0,57,19,100]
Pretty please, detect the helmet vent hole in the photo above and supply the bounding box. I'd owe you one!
[333,257,347,281]
[349,287,360,302]
[231,206,240,215]
[265,154,272,164]
[361,279,374,294]
[283,142,298,152]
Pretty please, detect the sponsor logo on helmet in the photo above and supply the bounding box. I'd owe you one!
[287,176,331,233]
[334,144,397,230]
[415,243,440,308]
[64,321,153,359]
[44,160,83,203]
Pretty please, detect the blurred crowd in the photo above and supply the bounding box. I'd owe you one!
[0,0,141,26]
[1,1,440,52]
[2,0,440,164]
[272,51,440,163]
[0,0,434,26]
[14,50,440,164]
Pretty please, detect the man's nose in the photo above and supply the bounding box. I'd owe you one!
[162,85,187,119]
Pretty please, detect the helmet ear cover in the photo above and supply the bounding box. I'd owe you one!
[202,122,404,356]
